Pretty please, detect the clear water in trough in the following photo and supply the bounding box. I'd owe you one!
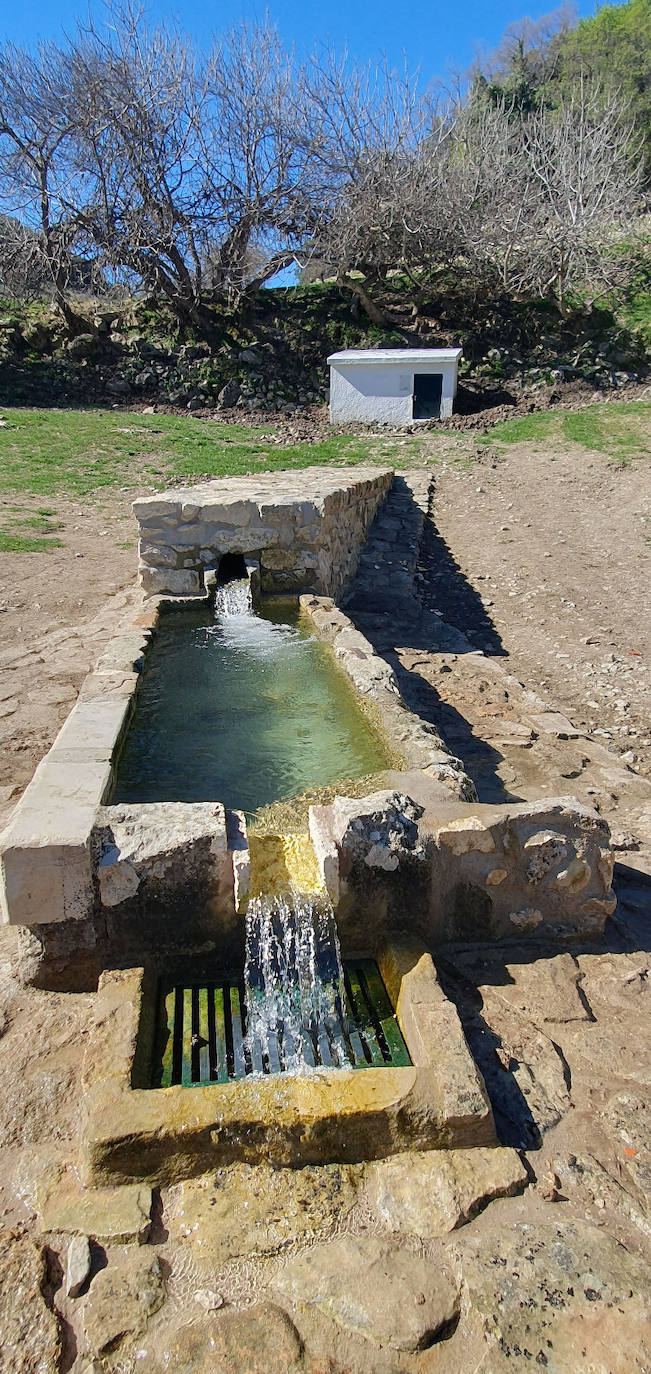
[112,595,389,814]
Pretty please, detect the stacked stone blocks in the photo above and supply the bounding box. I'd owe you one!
[134,467,394,598]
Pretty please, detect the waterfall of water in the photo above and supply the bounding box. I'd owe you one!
[214,577,253,617]
[244,893,350,1074]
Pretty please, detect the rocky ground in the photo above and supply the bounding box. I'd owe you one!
[0,401,650,1372]
[2,277,648,417]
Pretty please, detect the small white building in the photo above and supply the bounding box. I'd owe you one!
[327,348,462,425]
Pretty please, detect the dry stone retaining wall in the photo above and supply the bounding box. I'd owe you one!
[134,466,394,598]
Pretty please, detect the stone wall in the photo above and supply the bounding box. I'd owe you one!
[309,787,616,948]
[300,596,475,801]
[134,467,394,598]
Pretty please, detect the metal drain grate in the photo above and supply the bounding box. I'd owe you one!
[153,958,411,1087]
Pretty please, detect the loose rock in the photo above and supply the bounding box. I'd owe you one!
[66,1233,92,1298]
[272,1233,460,1352]
[82,1249,165,1357]
[364,1146,528,1238]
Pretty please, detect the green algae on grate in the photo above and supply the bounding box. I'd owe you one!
[153,958,411,1087]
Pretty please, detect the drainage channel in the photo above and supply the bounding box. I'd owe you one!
[154,958,411,1087]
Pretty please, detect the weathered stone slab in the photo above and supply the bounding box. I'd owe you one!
[451,1219,651,1371]
[38,1178,152,1244]
[53,695,132,758]
[79,671,139,701]
[529,711,580,738]
[497,953,590,1024]
[364,1146,528,1238]
[0,1228,61,1373]
[272,1233,460,1352]
[0,746,102,926]
[552,1151,650,1237]
[83,1249,165,1358]
[0,691,131,928]
[142,1305,304,1374]
[166,1162,357,1268]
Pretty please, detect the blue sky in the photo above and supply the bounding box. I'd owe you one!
[4,0,601,84]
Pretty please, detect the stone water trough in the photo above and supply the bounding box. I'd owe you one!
[0,466,617,1181]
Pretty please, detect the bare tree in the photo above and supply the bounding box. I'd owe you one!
[523,80,644,303]
[65,4,213,330]
[0,41,88,327]
[301,52,452,322]
[201,23,320,302]
[0,216,47,300]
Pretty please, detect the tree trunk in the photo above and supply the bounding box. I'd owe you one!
[337,275,393,327]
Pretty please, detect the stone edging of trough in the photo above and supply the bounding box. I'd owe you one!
[0,583,474,933]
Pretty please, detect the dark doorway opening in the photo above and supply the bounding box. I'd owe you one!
[217,552,247,585]
[413,373,442,420]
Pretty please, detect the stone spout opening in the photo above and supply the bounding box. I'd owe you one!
[217,552,248,585]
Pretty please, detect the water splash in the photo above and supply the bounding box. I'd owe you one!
[244,893,350,1074]
[214,577,253,618]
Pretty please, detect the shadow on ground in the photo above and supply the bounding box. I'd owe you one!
[455,381,519,415]
[344,476,515,802]
[417,494,506,657]
[434,879,651,1149]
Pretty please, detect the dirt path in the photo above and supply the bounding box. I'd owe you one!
[0,493,137,827]
[427,437,651,778]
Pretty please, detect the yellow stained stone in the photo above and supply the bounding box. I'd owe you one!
[248,832,324,897]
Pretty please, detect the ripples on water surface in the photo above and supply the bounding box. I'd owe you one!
[112,599,389,813]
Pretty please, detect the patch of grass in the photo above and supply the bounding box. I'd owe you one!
[562,404,650,462]
[0,505,65,551]
[486,401,650,461]
[0,408,427,499]
[0,530,64,552]
[21,514,63,532]
[478,413,556,445]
